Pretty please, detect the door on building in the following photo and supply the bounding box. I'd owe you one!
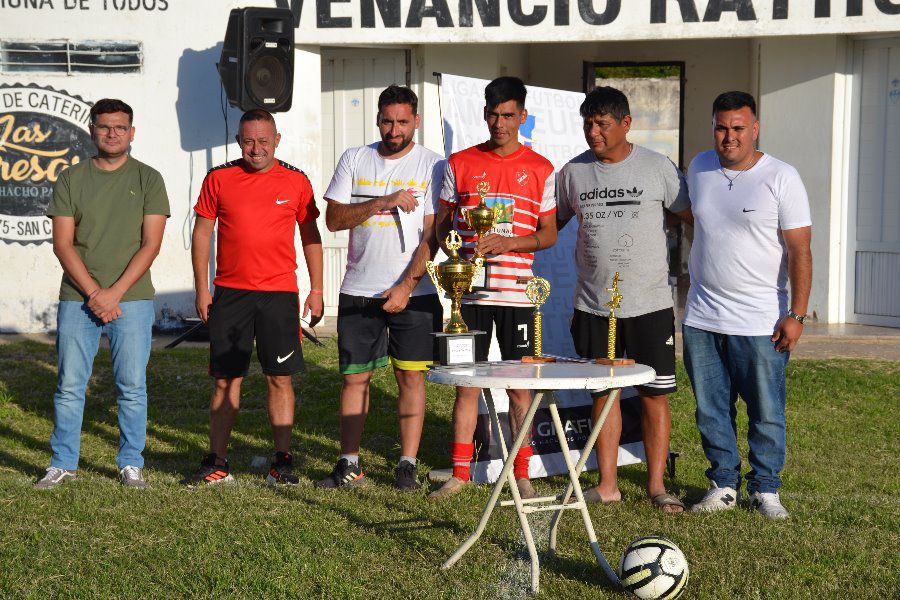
[850,38,900,327]
[320,48,410,316]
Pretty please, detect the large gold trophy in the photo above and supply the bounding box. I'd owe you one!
[426,230,483,334]
[463,181,500,289]
[521,276,556,363]
[595,272,635,366]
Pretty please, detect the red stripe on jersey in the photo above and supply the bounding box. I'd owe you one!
[489,275,528,282]
[486,260,535,269]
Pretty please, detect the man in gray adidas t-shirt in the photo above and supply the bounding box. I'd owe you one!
[557,86,692,512]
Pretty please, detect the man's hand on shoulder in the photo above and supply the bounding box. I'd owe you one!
[772,315,804,353]
[195,288,213,324]
[382,189,419,214]
[382,281,413,313]
[303,291,324,328]
[88,288,123,323]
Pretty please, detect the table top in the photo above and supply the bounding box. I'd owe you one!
[426,359,655,390]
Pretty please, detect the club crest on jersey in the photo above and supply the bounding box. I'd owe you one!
[516,169,529,186]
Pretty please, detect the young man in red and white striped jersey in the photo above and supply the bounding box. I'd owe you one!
[429,77,557,500]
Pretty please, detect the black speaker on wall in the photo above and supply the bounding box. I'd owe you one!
[218,7,294,112]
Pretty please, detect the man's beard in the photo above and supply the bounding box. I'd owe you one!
[382,136,412,154]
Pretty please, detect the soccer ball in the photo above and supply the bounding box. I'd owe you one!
[618,536,689,599]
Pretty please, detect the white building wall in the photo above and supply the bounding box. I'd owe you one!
[2,2,897,332]
[757,35,845,323]
[0,0,323,332]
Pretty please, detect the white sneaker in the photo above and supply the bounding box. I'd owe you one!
[749,491,789,520]
[690,481,740,513]
[119,466,148,489]
[34,467,77,490]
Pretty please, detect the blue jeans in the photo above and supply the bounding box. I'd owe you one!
[50,300,155,471]
[682,324,789,494]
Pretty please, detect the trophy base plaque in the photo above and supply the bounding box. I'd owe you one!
[434,331,486,366]
[521,355,557,364]
[470,262,498,292]
[594,358,635,366]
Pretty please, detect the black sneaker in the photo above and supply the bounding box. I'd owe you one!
[393,460,421,492]
[180,453,234,487]
[266,452,299,486]
[315,458,364,489]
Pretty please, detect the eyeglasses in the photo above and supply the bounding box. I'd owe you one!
[92,124,131,136]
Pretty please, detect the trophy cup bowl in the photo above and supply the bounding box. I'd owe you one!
[463,181,499,262]
[463,204,498,251]
[426,231,482,334]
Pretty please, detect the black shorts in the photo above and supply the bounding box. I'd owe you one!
[461,303,534,362]
[208,287,304,378]
[571,307,676,395]
[337,293,442,375]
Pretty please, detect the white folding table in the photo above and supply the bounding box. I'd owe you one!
[427,360,656,593]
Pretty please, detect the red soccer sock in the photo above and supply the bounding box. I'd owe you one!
[451,442,475,481]
[514,446,533,480]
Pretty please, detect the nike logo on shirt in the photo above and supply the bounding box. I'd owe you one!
[276,351,294,363]
[742,208,755,213]
[275,199,290,205]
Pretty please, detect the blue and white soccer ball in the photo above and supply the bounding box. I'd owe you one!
[618,536,689,600]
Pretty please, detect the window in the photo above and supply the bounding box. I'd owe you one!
[583,61,685,169]
[0,40,142,74]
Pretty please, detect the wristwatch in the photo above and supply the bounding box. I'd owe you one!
[787,310,807,324]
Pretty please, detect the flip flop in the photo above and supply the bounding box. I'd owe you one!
[651,492,686,513]
[567,487,621,505]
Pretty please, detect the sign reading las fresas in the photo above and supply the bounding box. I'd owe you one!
[0,85,93,245]
[288,0,900,43]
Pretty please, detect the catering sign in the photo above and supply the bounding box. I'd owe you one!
[0,84,93,245]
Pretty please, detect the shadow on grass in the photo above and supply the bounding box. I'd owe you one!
[284,490,472,553]
[0,447,46,479]
[542,550,620,592]
[0,338,457,483]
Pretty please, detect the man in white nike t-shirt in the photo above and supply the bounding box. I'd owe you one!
[316,85,444,492]
[684,91,812,520]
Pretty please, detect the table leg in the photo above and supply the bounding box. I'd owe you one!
[442,390,545,591]
[546,388,623,586]
[484,389,508,461]
[486,389,540,590]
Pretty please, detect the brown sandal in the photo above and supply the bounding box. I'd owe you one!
[651,492,685,513]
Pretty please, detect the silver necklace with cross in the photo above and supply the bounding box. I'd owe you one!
[720,154,758,190]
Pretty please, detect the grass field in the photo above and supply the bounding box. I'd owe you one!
[0,338,897,599]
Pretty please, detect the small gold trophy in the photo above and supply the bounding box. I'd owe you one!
[595,272,635,366]
[426,230,483,334]
[464,181,500,261]
[463,181,500,289]
[521,276,556,363]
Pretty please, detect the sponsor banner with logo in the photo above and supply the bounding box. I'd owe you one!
[0,84,93,245]
[439,73,646,483]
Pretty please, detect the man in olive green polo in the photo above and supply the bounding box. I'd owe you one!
[36,98,170,490]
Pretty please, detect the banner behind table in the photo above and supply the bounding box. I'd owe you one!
[439,74,647,483]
